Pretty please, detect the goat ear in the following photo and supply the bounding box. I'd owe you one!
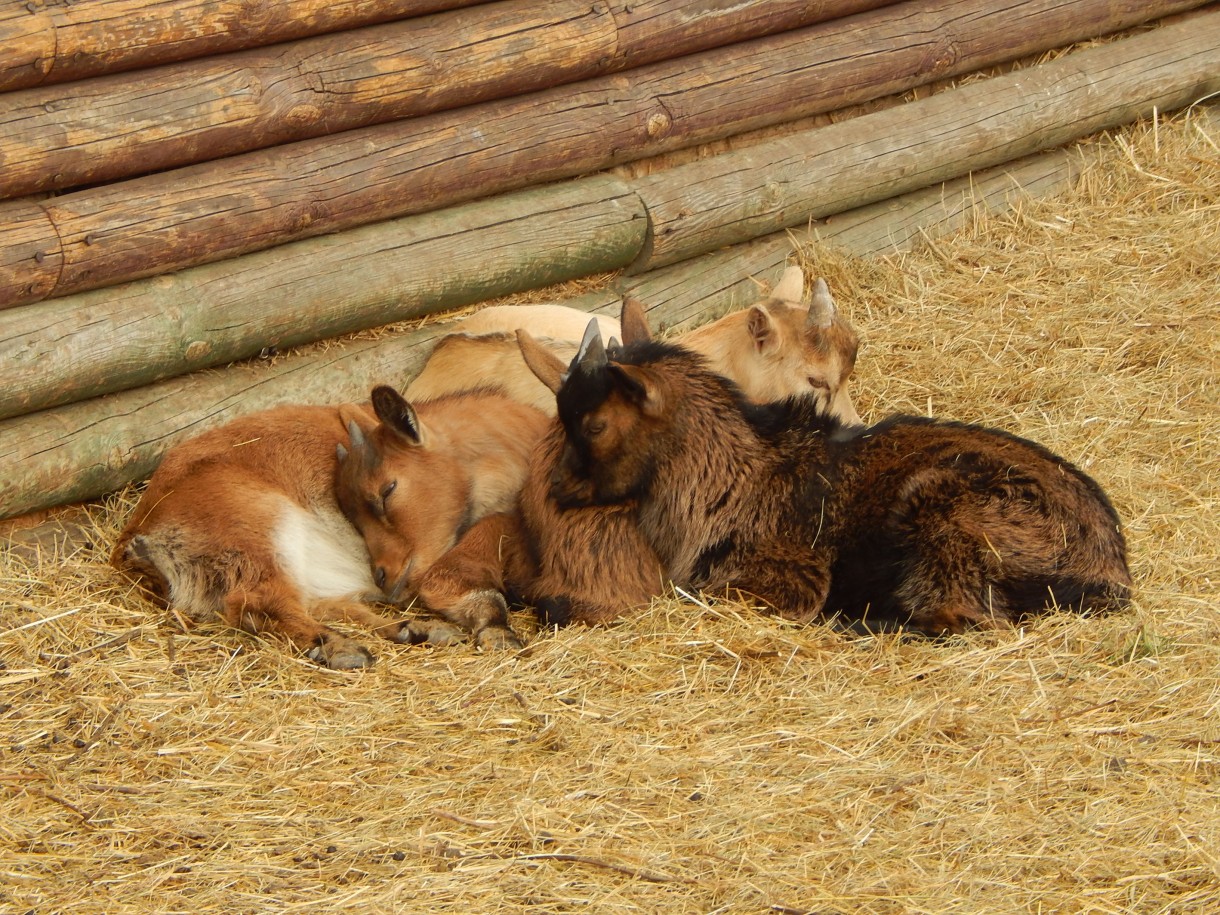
[771,265,805,302]
[609,363,664,416]
[747,305,780,355]
[806,277,836,329]
[371,385,425,447]
[620,297,653,345]
[516,329,567,394]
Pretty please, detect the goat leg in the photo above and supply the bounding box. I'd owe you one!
[413,512,524,649]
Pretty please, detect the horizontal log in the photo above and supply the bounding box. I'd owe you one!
[0,136,1100,520]
[631,9,1220,270]
[0,331,442,520]
[0,1,617,199]
[0,0,896,200]
[0,175,646,421]
[2,0,1200,308]
[622,145,1094,335]
[0,0,490,93]
[609,0,896,70]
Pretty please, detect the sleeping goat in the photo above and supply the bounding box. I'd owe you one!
[528,318,1131,634]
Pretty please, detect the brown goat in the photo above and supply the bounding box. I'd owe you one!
[335,385,547,648]
[537,319,1131,634]
[338,272,868,628]
[113,390,544,668]
[405,266,862,424]
[508,323,666,626]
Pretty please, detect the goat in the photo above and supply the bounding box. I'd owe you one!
[338,272,867,628]
[680,266,861,422]
[335,385,547,649]
[404,305,619,412]
[454,303,621,341]
[536,318,1131,634]
[112,389,543,668]
[406,266,862,425]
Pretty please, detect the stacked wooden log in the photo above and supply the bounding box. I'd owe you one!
[2,0,1218,519]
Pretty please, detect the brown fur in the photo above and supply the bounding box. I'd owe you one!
[113,390,545,668]
[549,333,1132,634]
[339,272,866,629]
[405,332,580,415]
[404,266,863,424]
[335,386,548,649]
[506,427,664,626]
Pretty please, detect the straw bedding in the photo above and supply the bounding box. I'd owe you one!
[2,110,1218,914]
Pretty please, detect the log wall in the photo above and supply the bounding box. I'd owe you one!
[1,0,1216,519]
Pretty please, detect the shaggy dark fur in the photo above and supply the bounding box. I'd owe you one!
[550,340,1131,634]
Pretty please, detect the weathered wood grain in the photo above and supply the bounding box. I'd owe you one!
[0,0,489,93]
[3,0,1200,308]
[0,137,1096,520]
[0,330,441,520]
[0,197,61,305]
[0,0,897,200]
[0,176,646,421]
[621,145,1095,336]
[607,0,896,70]
[0,1,618,199]
[631,9,1220,270]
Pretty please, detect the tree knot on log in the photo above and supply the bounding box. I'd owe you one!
[646,109,672,139]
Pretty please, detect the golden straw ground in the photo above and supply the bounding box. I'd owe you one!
[2,110,1219,913]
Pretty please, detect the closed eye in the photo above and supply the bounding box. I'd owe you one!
[380,480,397,509]
[807,377,830,391]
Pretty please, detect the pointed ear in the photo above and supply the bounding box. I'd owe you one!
[371,385,424,446]
[608,362,665,417]
[516,329,567,394]
[747,305,780,355]
[771,264,805,302]
[620,297,652,345]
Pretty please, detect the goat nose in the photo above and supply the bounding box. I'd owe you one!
[374,566,387,591]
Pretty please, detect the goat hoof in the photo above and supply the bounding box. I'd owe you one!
[475,626,524,651]
[402,619,467,647]
[308,639,375,669]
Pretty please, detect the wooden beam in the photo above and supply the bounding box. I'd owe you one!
[621,146,1095,336]
[630,9,1220,270]
[0,0,491,93]
[0,330,443,520]
[0,175,645,422]
[2,0,1202,308]
[0,136,1101,520]
[0,0,896,200]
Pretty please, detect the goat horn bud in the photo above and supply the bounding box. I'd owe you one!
[576,317,607,370]
[808,277,837,328]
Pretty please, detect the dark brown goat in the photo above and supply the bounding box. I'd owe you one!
[538,321,1131,634]
[508,318,665,625]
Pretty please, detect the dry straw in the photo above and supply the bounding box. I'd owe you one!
[3,109,1219,914]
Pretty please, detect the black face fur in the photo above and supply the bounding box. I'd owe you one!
[551,341,680,507]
